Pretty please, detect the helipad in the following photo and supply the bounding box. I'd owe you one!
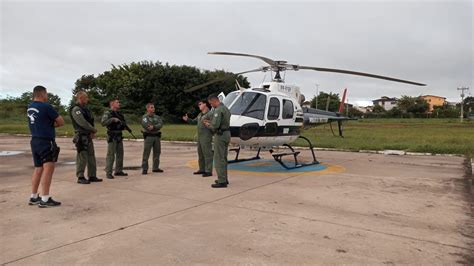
[187,159,345,175]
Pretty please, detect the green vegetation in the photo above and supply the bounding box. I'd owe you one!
[72,61,250,122]
[2,118,472,156]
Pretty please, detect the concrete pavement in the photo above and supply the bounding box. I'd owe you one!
[0,135,472,265]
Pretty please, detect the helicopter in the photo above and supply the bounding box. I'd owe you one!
[185,52,425,169]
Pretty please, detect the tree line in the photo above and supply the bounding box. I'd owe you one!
[72,61,249,122]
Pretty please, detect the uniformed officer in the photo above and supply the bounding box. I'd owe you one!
[27,85,64,207]
[203,93,231,188]
[70,91,101,184]
[182,100,213,177]
[101,99,129,179]
[141,103,163,174]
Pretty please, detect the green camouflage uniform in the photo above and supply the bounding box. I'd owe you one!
[187,110,214,173]
[101,110,127,176]
[141,113,163,172]
[206,103,231,184]
[70,104,97,178]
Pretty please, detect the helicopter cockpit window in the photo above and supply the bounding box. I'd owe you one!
[282,99,294,119]
[230,92,267,120]
[267,97,280,120]
[222,91,239,108]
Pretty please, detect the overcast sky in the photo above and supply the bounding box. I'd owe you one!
[1,0,472,106]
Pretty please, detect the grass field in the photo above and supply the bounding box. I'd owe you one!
[1,118,473,156]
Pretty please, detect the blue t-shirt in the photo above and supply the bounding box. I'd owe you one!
[27,101,59,140]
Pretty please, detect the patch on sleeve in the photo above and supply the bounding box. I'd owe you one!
[75,111,81,115]
[143,118,147,122]
[214,113,218,117]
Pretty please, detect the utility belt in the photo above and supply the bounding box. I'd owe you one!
[72,132,91,152]
[215,128,230,136]
[107,130,123,143]
[142,131,161,139]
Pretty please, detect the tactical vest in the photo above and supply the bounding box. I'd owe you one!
[107,111,125,131]
[70,104,94,132]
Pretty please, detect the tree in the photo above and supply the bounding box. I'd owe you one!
[397,95,429,116]
[71,61,250,121]
[372,104,386,113]
[0,91,65,119]
[348,107,364,118]
[309,91,341,112]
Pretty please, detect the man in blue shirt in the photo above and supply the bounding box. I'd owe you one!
[27,85,65,208]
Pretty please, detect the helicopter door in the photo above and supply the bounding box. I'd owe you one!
[280,98,295,135]
[265,97,281,135]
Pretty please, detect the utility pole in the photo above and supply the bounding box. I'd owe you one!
[458,86,469,122]
[326,94,331,111]
[315,84,319,109]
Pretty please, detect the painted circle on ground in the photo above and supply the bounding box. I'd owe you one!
[229,159,327,172]
[0,151,25,156]
[186,159,345,176]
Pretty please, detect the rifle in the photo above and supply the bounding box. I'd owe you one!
[116,118,137,139]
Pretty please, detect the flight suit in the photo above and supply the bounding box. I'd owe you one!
[141,113,163,172]
[101,110,127,176]
[70,104,97,179]
[206,103,231,184]
[187,110,214,173]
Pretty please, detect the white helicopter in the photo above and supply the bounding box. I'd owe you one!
[186,52,425,169]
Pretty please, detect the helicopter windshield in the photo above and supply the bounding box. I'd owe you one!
[230,91,267,120]
[222,91,239,108]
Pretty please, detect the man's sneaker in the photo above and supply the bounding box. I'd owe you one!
[152,169,164,173]
[38,197,61,208]
[114,172,128,176]
[88,176,103,182]
[77,177,90,184]
[28,196,41,205]
[107,174,114,179]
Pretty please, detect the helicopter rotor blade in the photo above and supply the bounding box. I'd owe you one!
[208,52,278,66]
[184,67,264,93]
[297,65,426,86]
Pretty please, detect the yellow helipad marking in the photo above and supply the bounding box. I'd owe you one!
[185,160,345,176]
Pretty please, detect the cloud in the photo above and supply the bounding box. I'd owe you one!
[1,0,472,106]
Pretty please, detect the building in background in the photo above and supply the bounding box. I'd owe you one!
[372,96,398,111]
[421,95,446,112]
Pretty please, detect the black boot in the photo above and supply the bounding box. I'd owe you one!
[193,170,204,175]
[114,172,128,176]
[211,182,227,188]
[202,172,212,177]
[88,177,103,182]
[107,174,114,179]
[77,177,90,184]
[152,169,164,173]
[214,179,229,185]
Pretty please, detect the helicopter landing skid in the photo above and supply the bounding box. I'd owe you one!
[270,136,319,170]
[228,147,261,164]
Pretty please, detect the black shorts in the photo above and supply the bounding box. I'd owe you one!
[30,138,59,167]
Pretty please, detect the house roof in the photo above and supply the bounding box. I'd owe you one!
[373,96,397,102]
[421,95,446,99]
